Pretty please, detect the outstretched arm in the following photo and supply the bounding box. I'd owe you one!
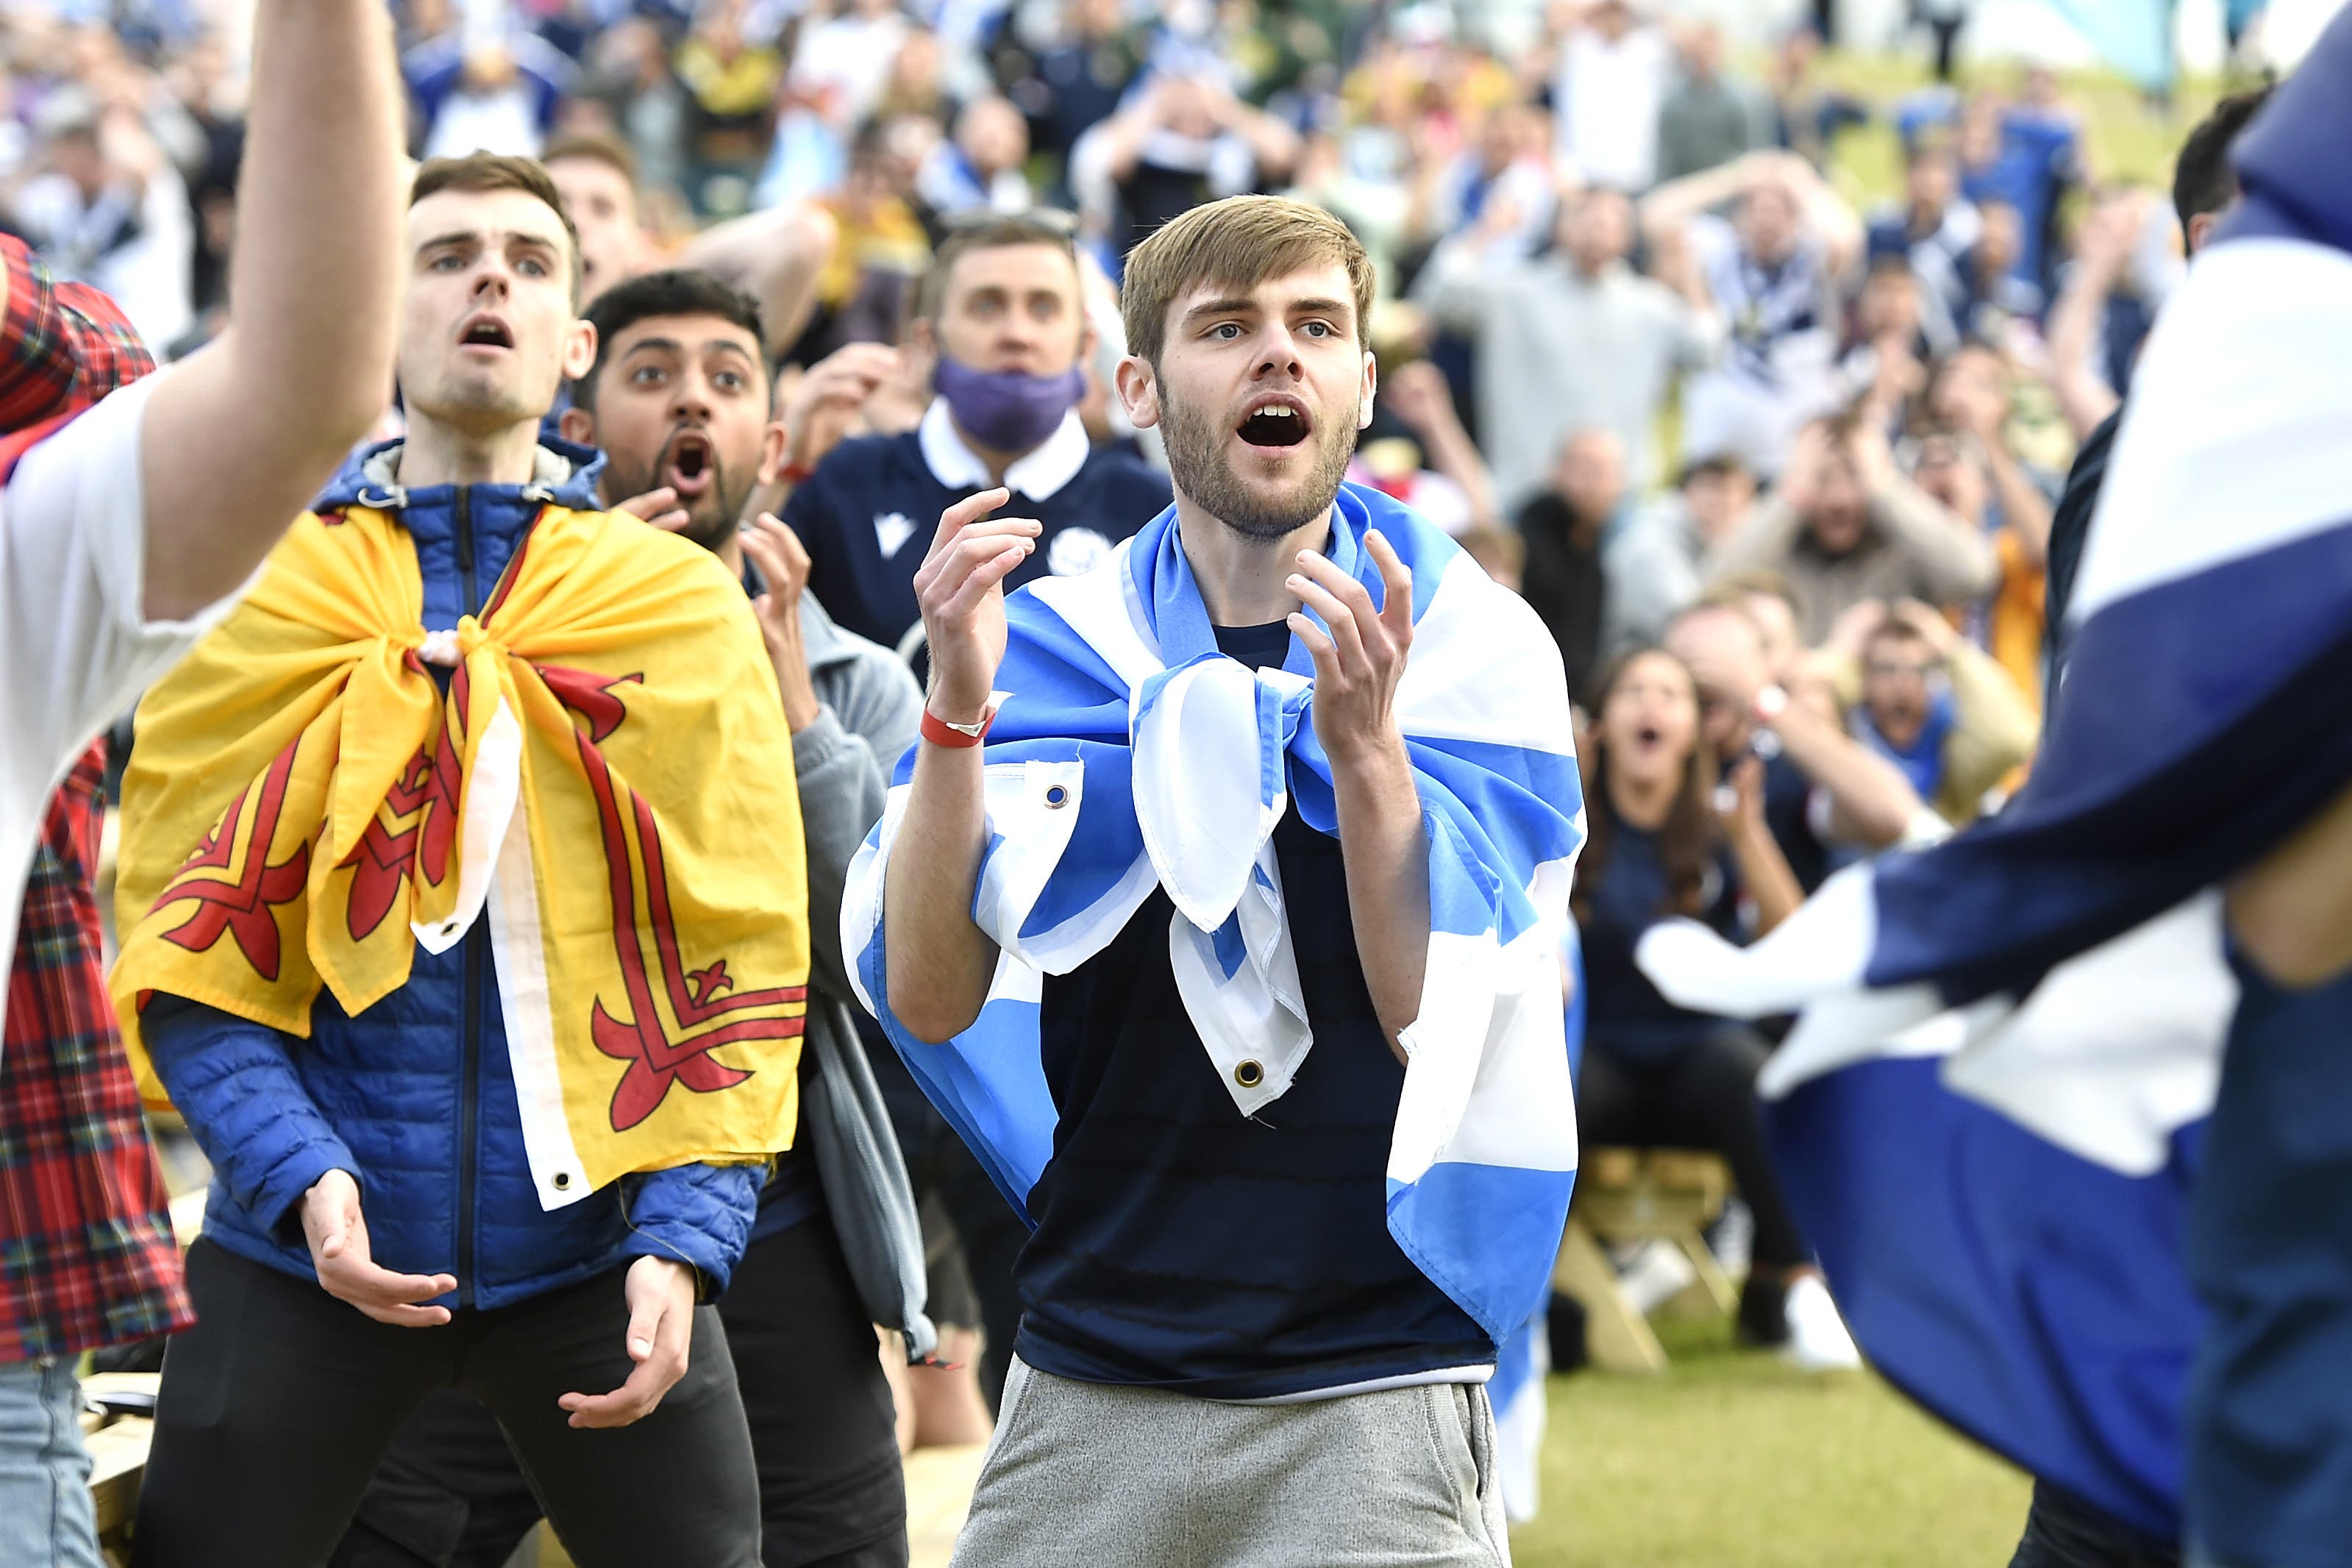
[678,202,839,362]
[138,0,406,621]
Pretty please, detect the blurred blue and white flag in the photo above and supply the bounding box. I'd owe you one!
[1492,919,1586,1525]
[1639,21,2352,1542]
[845,483,1586,1344]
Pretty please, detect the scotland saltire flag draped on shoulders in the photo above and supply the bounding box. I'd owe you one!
[1638,26,2352,1544]
[844,482,1586,1345]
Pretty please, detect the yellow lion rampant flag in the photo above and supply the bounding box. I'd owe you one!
[113,502,810,1203]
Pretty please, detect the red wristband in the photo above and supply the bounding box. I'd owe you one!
[777,460,816,485]
[921,705,997,749]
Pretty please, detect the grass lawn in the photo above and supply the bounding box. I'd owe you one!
[1806,50,2231,209]
[1508,1319,2033,1568]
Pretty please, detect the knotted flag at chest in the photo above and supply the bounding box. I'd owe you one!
[113,503,812,1204]
[1635,26,2352,1542]
[844,482,1585,1341]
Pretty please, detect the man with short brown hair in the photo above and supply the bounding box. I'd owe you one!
[780,210,1168,664]
[121,154,806,1567]
[850,193,1581,1566]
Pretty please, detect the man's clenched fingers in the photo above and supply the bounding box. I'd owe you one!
[927,487,1011,557]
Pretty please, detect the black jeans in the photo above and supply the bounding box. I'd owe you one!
[332,1216,908,1568]
[2011,1480,2183,1568]
[1575,1029,1809,1274]
[134,1240,761,1568]
[723,1214,908,1567]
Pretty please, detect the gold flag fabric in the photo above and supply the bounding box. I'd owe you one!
[113,502,810,1200]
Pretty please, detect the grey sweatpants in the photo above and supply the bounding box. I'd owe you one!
[948,1358,1512,1568]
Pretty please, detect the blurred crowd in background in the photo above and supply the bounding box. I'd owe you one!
[0,0,2285,1372]
[0,0,2225,736]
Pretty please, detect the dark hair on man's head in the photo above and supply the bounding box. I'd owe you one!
[1906,132,1959,170]
[915,210,1084,322]
[1679,452,1749,490]
[2173,85,2275,237]
[543,129,638,188]
[1866,613,1933,650]
[848,118,894,171]
[410,152,583,300]
[1572,646,1721,927]
[574,268,767,412]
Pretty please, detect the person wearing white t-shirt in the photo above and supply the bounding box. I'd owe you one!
[0,7,403,1560]
[0,0,407,1014]
[1550,0,1674,192]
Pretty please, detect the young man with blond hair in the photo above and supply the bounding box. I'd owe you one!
[845,195,1584,1564]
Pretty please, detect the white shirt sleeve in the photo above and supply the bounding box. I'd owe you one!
[4,373,234,763]
[0,373,249,956]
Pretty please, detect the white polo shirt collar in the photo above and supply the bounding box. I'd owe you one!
[918,396,1091,502]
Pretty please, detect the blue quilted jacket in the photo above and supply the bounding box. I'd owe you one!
[145,439,760,1310]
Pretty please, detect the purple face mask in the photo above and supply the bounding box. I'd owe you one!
[934,355,1087,453]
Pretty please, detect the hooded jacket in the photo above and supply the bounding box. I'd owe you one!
[145,438,760,1309]
[774,589,934,1358]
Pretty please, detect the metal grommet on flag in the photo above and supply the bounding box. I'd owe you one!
[1044,784,1069,809]
[1233,1059,1263,1088]
[552,1172,571,1191]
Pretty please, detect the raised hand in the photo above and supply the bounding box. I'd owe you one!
[612,485,690,533]
[1892,596,1963,659]
[558,1256,696,1429]
[913,487,1041,723]
[1714,752,1768,837]
[1383,360,1454,436]
[741,511,821,732]
[781,343,901,476]
[302,1169,457,1327]
[1286,529,1414,768]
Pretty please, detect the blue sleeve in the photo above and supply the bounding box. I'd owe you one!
[621,1161,762,1298]
[143,997,357,1242]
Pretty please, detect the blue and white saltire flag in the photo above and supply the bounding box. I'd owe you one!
[1492,919,1586,1525]
[844,482,1586,1344]
[1637,27,2352,1543]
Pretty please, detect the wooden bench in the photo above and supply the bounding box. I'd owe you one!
[1551,1148,1740,1373]
[80,1372,160,1567]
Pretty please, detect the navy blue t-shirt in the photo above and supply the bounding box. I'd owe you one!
[1011,620,1491,1399]
[782,430,1172,653]
[1578,823,1744,1066]
[1761,746,1835,893]
[2187,952,2352,1564]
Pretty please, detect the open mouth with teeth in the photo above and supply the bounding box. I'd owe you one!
[1236,402,1311,449]
[460,318,515,350]
[666,432,715,497]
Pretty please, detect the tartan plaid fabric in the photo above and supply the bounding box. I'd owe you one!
[0,744,192,1362]
[0,235,153,433]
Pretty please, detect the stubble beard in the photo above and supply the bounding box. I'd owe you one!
[605,443,751,556]
[1160,388,1359,543]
